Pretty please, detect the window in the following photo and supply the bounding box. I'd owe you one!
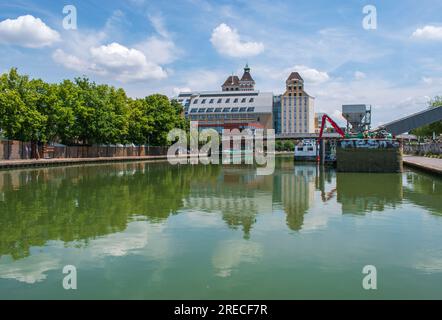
[209,99,214,104]
[215,108,222,112]
[233,98,239,103]
[308,147,314,151]
[193,99,198,104]
[190,108,198,113]
[201,99,206,104]
[206,108,214,113]
[239,107,247,112]
[247,107,255,112]
[231,107,239,112]
[297,147,304,151]
[198,108,206,113]
[223,108,231,112]
[225,98,230,103]
[241,98,246,103]
[217,98,222,103]
[249,98,254,103]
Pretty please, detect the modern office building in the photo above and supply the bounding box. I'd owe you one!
[175,65,316,135]
[277,72,315,134]
[176,65,273,133]
[177,90,273,133]
[273,95,282,134]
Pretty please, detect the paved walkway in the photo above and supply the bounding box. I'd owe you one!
[0,155,170,169]
[403,155,442,175]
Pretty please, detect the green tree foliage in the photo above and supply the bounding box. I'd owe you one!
[0,69,47,142]
[0,68,189,149]
[410,97,442,138]
[283,141,295,151]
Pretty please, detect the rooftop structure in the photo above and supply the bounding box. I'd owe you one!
[222,64,255,91]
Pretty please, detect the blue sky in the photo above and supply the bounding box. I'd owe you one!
[0,0,442,126]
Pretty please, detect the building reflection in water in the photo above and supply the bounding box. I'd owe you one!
[1,157,441,262]
[184,165,273,239]
[273,164,316,231]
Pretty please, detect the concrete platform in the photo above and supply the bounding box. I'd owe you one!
[403,156,442,175]
[0,155,170,170]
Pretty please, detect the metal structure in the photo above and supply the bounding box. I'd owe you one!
[378,106,442,136]
[318,114,346,141]
[317,114,346,164]
[342,104,372,133]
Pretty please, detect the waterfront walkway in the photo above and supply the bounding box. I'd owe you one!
[0,155,169,169]
[403,155,442,175]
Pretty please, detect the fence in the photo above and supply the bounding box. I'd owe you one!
[0,140,169,160]
[403,142,442,155]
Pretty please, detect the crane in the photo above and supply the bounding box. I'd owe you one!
[316,114,345,163]
[318,114,345,141]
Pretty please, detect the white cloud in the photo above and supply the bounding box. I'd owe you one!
[91,43,167,81]
[294,65,329,83]
[0,15,59,48]
[53,43,167,82]
[412,25,442,40]
[53,49,100,73]
[173,87,192,95]
[51,13,179,83]
[136,37,180,65]
[354,71,367,80]
[148,14,170,39]
[210,23,264,58]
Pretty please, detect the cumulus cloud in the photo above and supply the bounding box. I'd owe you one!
[53,43,167,82]
[51,13,179,82]
[53,49,99,73]
[210,23,264,58]
[0,15,59,48]
[412,25,442,40]
[293,65,329,83]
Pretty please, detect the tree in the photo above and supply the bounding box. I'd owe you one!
[141,94,187,146]
[283,141,295,151]
[0,68,190,150]
[0,69,47,157]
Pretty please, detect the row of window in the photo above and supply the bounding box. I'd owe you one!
[189,107,255,114]
[193,97,254,104]
[282,129,309,133]
[189,114,257,120]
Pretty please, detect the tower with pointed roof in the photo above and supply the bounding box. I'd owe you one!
[239,64,255,91]
[221,64,255,91]
[279,71,315,134]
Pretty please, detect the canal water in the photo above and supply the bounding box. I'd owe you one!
[0,156,441,299]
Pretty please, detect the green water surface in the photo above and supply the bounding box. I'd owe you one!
[0,156,441,299]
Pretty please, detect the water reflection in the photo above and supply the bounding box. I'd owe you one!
[0,157,441,263]
[336,173,403,214]
[403,171,442,215]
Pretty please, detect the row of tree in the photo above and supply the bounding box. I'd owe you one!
[410,96,442,138]
[0,68,188,149]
